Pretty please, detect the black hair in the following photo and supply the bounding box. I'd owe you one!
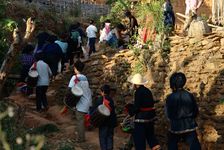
[170,72,186,90]
[36,32,50,48]
[90,20,94,24]
[125,10,132,17]
[105,19,111,23]
[74,60,85,72]
[116,23,126,30]
[47,35,58,43]
[100,84,111,95]
[22,44,34,54]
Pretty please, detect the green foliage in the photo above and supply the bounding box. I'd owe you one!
[0,101,45,150]
[29,124,59,135]
[58,141,74,150]
[136,0,165,33]
[0,1,17,65]
[133,60,145,74]
[100,0,130,25]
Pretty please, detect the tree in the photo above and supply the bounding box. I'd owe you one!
[0,17,35,97]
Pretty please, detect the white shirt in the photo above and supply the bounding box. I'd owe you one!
[35,60,52,86]
[86,24,97,38]
[68,74,92,113]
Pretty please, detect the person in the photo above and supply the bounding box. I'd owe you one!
[42,35,64,77]
[106,23,126,48]
[163,0,175,32]
[182,0,204,34]
[33,32,50,56]
[127,73,161,150]
[20,44,35,82]
[34,53,52,112]
[125,10,138,37]
[54,33,68,73]
[67,60,92,142]
[93,85,117,150]
[86,20,97,56]
[99,20,111,43]
[165,72,201,150]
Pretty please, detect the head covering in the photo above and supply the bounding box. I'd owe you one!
[128,73,148,85]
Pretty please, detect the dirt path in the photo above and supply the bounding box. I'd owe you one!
[8,71,130,150]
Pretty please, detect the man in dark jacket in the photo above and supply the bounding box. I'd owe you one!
[128,74,161,150]
[166,72,201,150]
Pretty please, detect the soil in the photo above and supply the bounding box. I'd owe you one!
[8,70,133,150]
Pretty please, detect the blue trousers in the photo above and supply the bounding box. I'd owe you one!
[133,122,159,150]
[168,131,201,150]
[99,126,114,150]
[88,38,96,56]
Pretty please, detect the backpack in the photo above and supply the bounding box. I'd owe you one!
[71,31,80,42]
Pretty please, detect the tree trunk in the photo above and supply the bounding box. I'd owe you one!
[0,17,35,98]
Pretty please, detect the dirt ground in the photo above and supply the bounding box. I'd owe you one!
[8,71,134,150]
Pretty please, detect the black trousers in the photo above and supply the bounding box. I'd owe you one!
[36,86,48,111]
[88,38,96,56]
[99,126,114,150]
[132,122,159,150]
[168,131,201,150]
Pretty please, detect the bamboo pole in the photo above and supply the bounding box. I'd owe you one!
[176,12,221,28]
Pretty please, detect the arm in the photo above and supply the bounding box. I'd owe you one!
[191,94,199,118]
[196,0,204,10]
[48,66,52,76]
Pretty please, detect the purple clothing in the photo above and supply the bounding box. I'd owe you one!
[21,54,34,67]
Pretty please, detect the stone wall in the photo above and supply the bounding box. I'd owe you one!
[83,31,224,149]
[30,0,110,18]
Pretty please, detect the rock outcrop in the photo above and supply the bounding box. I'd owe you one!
[83,31,224,149]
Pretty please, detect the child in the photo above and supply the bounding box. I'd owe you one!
[68,60,92,142]
[34,53,52,112]
[95,85,117,150]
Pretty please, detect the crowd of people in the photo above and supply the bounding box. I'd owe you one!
[14,0,207,149]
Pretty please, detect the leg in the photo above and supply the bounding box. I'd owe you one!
[41,86,48,110]
[184,131,201,150]
[75,111,85,142]
[145,123,160,149]
[92,38,96,53]
[133,123,146,150]
[168,132,179,150]
[99,126,108,150]
[106,127,114,150]
[36,86,42,111]
[88,38,93,56]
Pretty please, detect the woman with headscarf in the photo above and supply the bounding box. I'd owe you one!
[165,72,201,150]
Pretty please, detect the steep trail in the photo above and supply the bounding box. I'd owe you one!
[7,53,131,149]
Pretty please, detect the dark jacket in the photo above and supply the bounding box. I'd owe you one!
[129,85,156,120]
[94,95,117,128]
[166,89,199,133]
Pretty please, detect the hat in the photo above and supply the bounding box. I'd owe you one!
[71,85,83,97]
[128,73,148,85]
